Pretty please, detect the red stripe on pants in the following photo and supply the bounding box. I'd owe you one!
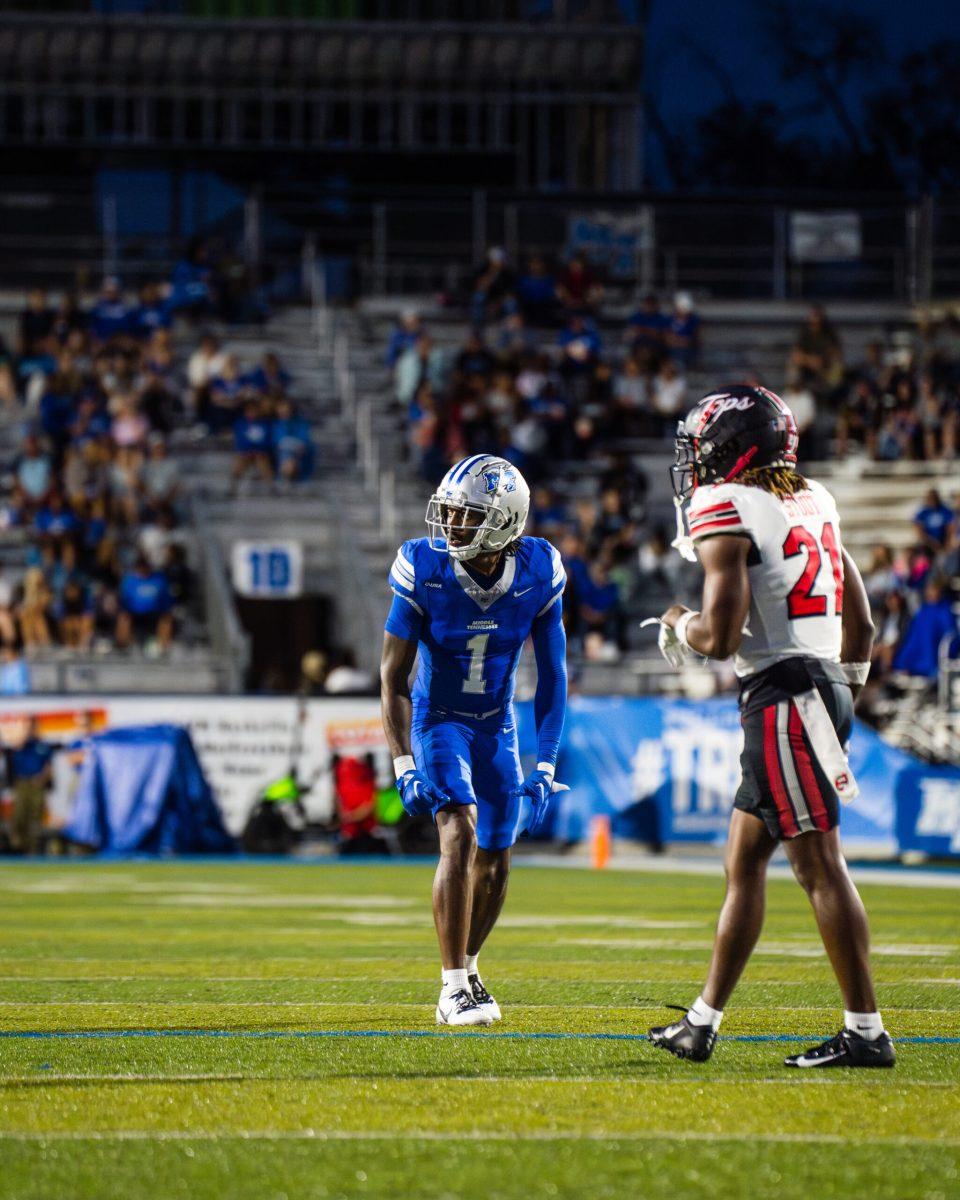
[788,702,830,832]
[763,704,798,837]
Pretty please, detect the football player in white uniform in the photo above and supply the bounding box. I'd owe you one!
[647,385,894,1069]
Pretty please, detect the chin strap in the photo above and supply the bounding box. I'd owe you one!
[671,496,698,563]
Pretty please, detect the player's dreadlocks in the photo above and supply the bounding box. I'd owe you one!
[738,466,808,498]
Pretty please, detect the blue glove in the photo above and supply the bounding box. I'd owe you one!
[397,769,449,818]
[515,767,569,834]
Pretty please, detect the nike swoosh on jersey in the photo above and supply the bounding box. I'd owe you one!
[513,587,534,597]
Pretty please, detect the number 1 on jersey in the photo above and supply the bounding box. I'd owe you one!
[463,633,489,694]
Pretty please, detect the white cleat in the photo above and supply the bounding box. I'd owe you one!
[435,986,493,1027]
[469,973,502,1022]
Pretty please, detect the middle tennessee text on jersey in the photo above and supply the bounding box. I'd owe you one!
[385,535,565,718]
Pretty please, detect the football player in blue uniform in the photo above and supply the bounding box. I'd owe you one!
[380,454,568,1026]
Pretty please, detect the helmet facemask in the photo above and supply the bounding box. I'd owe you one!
[671,423,702,501]
[425,495,515,561]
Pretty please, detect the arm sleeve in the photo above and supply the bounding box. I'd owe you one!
[530,596,567,770]
[385,591,423,642]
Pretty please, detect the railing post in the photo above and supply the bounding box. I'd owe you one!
[102,194,118,281]
[472,188,487,264]
[243,191,262,287]
[380,468,396,545]
[372,203,387,295]
[773,208,788,300]
[638,203,655,296]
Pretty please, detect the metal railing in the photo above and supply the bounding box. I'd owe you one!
[191,497,252,693]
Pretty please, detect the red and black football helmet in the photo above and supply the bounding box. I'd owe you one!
[672,385,799,501]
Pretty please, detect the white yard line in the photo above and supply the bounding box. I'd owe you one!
[0,1074,956,1088]
[0,1129,957,1147]
[0,1001,955,1013]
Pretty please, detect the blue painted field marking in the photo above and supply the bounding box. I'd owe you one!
[0,1029,957,1045]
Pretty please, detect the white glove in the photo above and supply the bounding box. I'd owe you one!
[640,617,692,669]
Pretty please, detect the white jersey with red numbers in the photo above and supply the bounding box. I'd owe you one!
[687,478,844,677]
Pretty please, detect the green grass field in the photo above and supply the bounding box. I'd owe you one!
[0,860,957,1200]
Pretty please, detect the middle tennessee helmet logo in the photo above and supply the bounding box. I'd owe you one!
[483,467,517,495]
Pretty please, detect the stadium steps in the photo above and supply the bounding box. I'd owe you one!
[805,460,959,561]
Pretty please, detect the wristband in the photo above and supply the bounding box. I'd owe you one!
[674,610,698,649]
[393,754,415,780]
[536,761,555,782]
[841,662,870,686]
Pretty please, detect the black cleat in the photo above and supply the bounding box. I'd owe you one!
[784,1028,895,1069]
[648,1015,717,1063]
[468,972,501,1021]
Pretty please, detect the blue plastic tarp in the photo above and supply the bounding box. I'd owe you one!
[66,724,234,855]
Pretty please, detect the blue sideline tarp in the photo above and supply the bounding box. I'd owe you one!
[515,697,960,855]
[66,724,234,855]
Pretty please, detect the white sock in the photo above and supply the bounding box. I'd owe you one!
[465,954,479,977]
[442,968,469,993]
[844,1010,884,1040]
[687,995,724,1031]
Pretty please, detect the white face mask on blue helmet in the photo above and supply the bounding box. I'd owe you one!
[426,455,531,561]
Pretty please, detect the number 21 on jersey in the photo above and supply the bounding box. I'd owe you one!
[783,522,843,620]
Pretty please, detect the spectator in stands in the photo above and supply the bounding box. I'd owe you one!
[116,556,174,653]
[516,255,558,326]
[55,578,95,650]
[495,312,537,365]
[15,435,53,510]
[51,293,87,348]
[232,400,275,488]
[559,314,601,375]
[557,254,602,315]
[564,545,621,660]
[385,308,423,368]
[609,356,649,439]
[34,492,80,569]
[789,304,844,399]
[650,358,687,435]
[663,293,700,370]
[395,335,444,410]
[914,488,954,551]
[0,572,19,650]
[17,289,55,359]
[89,277,132,345]
[0,644,30,696]
[246,352,290,401]
[272,400,313,484]
[469,247,517,328]
[141,436,181,510]
[863,544,901,610]
[454,332,496,381]
[782,379,818,459]
[206,354,246,433]
[17,568,53,653]
[872,589,910,678]
[7,718,53,854]
[167,238,215,318]
[627,293,667,357]
[0,333,16,410]
[187,333,226,420]
[892,577,959,679]
[133,282,172,340]
[110,394,150,449]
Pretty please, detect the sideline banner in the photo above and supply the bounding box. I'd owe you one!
[0,696,390,836]
[515,697,955,855]
[1,695,956,853]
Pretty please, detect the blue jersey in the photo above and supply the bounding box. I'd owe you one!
[385,535,565,719]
